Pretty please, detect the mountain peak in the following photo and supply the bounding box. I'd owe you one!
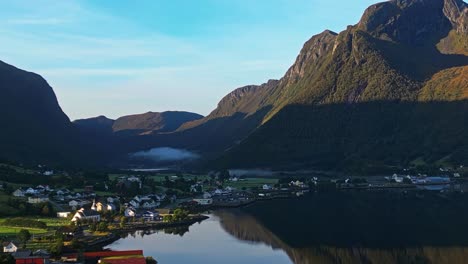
[357,0,467,46]
[283,30,338,84]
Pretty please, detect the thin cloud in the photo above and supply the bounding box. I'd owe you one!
[7,18,68,25]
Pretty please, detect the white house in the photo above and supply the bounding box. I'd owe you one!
[190,184,202,193]
[225,186,235,192]
[127,176,141,182]
[43,170,54,176]
[129,199,140,209]
[262,184,273,190]
[107,197,120,204]
[57,212,71,218]
[193,198,213,205]
[129,196,159,209]
[124,207,136,217]
[69,200,88,210]
[106,203,116,211]
[71,208,101,222]
[13,189,25,197]
[3,242,18,253]
[25,187,38,195]
[69,200,79,208]
[142,211,160,221]
[28,196,49,204]
[140,199,159,209]
[203,192,212,199]
[290,180,307,188]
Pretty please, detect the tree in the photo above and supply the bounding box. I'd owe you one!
[0,253,15,264]
[89,222,97,232]
[120,217,127,228]
[49,238,63,256]
[17,229,31,244]
[97,222,108,232]
[70,238,83,250]
[172,209,189,222]
[41,205,50,216]
[163,215,173,223]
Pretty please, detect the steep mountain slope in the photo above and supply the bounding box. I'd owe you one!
[0,60,81,165]
[213,0,468,171]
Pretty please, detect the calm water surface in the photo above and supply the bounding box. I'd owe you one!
[107,192,468,264]
[106,214,292,264]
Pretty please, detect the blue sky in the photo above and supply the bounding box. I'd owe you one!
[0,0,379,120]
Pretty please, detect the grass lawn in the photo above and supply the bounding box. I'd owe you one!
[148,174,210,183]
[73,188,115,196]
[0,226,48,237]
[30,218,68,227]
[226,178,279,189]
[110,173,210,183]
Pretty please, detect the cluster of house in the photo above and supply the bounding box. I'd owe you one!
[13,185,52,204]
[116,175,143,189]
[190,186,255,206]
[68,195,118,211]
[12,185,99,206]
[122,194,174,221]
[3,242,150,264]
[385,174,452,184]
[3,241,50,264]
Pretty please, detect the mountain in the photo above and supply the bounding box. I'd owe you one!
[116,0,466,171]
[203,0,468,171]
[1,0,465,171]
[113,111,203,135]
[74,115,115,135]
[0,60,81,165]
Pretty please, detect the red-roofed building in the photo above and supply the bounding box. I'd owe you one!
[15,257,49,264]
[99,256,146,264]
[64,250,149,264]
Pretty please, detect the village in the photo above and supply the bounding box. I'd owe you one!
[0,162,466,263]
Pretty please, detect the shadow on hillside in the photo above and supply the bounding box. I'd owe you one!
[220,100,468,172]
[374,35,468,80]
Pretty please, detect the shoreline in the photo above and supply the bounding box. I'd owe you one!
[84,214,210,250]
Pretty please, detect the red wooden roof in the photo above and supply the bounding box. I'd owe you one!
[101,256,146,264]
[65,250,143,259]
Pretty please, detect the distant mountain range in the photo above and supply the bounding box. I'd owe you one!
[74,111,203,136]
[0,0,466,171]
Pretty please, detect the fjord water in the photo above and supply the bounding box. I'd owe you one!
[107,192,468,263]
[106,214,292,264]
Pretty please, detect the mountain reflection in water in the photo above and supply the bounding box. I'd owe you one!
[108,192,468,264]
[215,191,468,264]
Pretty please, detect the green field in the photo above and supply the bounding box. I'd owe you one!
[225,178,279,189]
[0,226,48,237]
[110,173,210,183]
[0,216,68,238]
[72,188,115,196]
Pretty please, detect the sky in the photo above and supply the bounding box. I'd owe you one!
[0,0,380,120]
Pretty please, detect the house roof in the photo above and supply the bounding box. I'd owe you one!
[2,241,17,247]
[100,255,146,264]
[12,249,32,258]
